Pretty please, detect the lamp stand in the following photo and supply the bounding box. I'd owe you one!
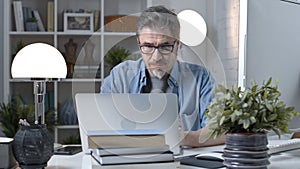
[13,80,54,169]
[34,80,46,124]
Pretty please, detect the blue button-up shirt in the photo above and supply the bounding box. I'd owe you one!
[101,58,214,131]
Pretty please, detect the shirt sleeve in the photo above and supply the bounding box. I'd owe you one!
[100,60,140,93]
[100,74,113,93]
[199,71,215,128]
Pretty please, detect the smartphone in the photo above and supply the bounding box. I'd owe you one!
[54,145,82,155]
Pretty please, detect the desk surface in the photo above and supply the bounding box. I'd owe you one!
[47,144,300,169]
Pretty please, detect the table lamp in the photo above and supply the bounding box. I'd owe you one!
[11,42,67,124]
[10,43,67,169]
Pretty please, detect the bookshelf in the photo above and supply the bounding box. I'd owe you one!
[3,0,149,143]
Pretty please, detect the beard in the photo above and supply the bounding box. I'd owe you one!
[146,54,177,79]
[151,69,166,79]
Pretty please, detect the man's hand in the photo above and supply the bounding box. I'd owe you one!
[178,119,187,145]
[179,124,225,147]
[292,132,300,138]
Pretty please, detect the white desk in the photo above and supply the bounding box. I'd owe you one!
[47,145,300,169]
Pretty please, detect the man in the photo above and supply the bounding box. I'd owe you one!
[101,6,225,147]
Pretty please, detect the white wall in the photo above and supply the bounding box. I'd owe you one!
[246,0,300,128]
[0,0,3,104]
[202,0,239,86]
[0,0,4,137]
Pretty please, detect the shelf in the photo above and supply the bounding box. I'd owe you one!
[61,78,102,82]
[9,78,102,83]
[9,31,55,36]
[9,78,33,82]
[54,125,80,143]
[57,32,99,36]
[55,125,79,129]
[5,0,148,144]
[56,31,136,36]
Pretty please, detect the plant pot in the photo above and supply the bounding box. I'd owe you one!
[25,22,38,31]
[12,124,53,169]
[223,133,270,169]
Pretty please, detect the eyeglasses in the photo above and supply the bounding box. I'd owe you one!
[138,40,177,55]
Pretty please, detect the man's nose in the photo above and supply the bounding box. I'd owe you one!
[151,49,162,61]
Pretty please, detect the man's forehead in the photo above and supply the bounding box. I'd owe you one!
[139,27,174,39]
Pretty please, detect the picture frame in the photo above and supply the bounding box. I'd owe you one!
[64,13,94,32]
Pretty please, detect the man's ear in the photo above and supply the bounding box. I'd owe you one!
[177,40,182,49]
[136,36,140,44]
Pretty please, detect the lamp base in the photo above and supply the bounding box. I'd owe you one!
[19,163,47,169]
[12,124,53,169]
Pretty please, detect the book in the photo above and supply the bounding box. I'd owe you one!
[268,138,300,155]
[91,150,174,165]
[87,129,166,149]
[27,7,34,19]
[47,1,54,32]
[95,145,171,156]
[93,10,100,31]
[22,7,29,24]
[13,1,24,31]
[32,9,45,31]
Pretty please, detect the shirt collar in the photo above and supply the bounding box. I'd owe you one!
[139,59,147,84]
[169,60,179,87]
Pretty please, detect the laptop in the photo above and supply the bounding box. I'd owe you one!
[75,93,180,155]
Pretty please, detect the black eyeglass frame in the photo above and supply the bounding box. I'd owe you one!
[138,40,177,55]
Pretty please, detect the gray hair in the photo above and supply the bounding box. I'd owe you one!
[136,6,180,40]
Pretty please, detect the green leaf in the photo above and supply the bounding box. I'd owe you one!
[250,116,256,124]
[266,103,273,112]
[265,77,272,86]
[243,119,250,129]
[231,113,237,122]
[286,106,295,112]
[251,85,257,93]
[267,114,277,121]
[220,116,226,125]
[223,110,233,116]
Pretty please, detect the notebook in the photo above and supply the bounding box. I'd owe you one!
[268,138,300,154]
[179,154,224,168]
[75,93,180,155]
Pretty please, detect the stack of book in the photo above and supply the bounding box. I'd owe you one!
[88,129,174,165]
[13,1,46,32]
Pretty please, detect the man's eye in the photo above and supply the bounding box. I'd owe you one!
[160,45,172,50]
[142,46,154,50]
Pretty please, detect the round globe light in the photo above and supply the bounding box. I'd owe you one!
[178,10,207,46]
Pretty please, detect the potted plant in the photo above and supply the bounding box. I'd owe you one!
[204,77,299,168]
[0,96,55,138]
[104,46,131,76]
[25,17,38,31]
